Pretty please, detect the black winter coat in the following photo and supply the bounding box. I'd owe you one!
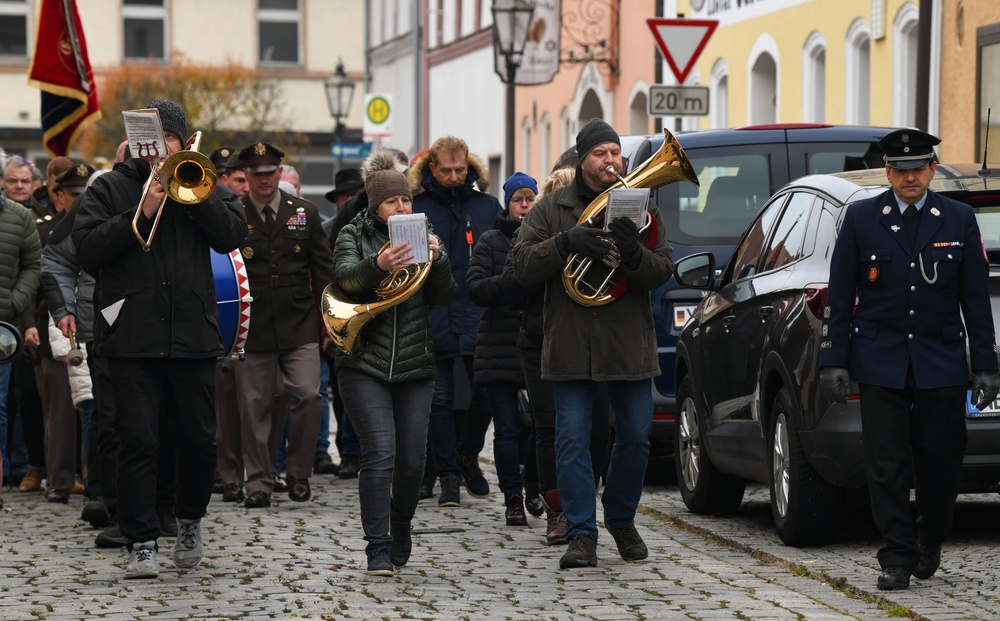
[467,210,530,385]
[74,158,248,358]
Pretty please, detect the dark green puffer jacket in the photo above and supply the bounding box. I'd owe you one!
[332,209,457,382]
[0,197,41,323]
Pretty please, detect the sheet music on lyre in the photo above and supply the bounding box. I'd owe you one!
[121,109,167,163]
[388,213,430,265]
[604,187,650,230]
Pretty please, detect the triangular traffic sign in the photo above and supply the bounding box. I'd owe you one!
[647,18,718,85]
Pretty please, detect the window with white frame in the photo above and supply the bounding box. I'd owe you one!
[259,0,301,65]
[845,19,871,125]
[0,0,29,60]
[892,3,919,127]
[802,31,826,123]
[123,0,166,60]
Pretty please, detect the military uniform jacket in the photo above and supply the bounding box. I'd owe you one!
[820,188,998,389]
[239,190,336,352]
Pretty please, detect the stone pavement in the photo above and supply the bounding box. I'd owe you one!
[0,456,907,621]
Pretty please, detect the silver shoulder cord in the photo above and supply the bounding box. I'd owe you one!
[919,254,939,285]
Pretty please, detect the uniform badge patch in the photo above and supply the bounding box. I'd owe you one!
[823,306,831,319]
[883,206,892,215]
[868,264,879,282]
[822,325,828,336]
[294,244,302,254]
[821,341,832,349]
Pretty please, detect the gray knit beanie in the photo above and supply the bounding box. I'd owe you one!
[363,148,411,211]
[146,99,188,140]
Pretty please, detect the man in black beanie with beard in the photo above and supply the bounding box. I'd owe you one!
[512,117,675,569]
[73,99,247,580]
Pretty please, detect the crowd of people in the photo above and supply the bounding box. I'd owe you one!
[0,102,673,579]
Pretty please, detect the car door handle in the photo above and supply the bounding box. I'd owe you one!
[722,315,735,328]
[759,306,774,320]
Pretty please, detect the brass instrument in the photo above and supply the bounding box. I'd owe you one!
[322,242,437,355]
[132,131,218,252]
[562,128,700,306]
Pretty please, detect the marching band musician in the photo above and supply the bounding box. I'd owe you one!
[512,118,674,570]
[73,99,247,580]
[332,148,456,576]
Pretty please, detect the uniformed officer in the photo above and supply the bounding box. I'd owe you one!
[233,142,337,508]
[208,147,236,176]
[820,129,1000,591]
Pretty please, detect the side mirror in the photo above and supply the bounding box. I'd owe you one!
[0,321,24,365]
[674,253,716,289]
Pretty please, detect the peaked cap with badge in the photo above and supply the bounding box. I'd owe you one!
[209,147,237,173]
[238,142,285,174]
[54,163,96,193]
[879,128,940,170]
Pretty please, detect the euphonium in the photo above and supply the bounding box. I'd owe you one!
[562,128,699,306]
[132,131,218,251]
[322,243,437,355]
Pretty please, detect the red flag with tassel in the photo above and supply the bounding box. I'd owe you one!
[27,0,101,157]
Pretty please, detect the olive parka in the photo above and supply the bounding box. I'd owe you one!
[332,208,457,382]
[511,183,673,382]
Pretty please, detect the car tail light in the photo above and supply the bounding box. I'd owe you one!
[652,412,675,422]
[804,283,828,319]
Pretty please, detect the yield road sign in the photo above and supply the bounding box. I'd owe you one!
[647,18,718,84]
[648,85,710,116]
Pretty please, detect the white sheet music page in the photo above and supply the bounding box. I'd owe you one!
[122,109,167,163]
[388,213,430,264]
[604,187,650,230]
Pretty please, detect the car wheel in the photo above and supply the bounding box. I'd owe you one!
[768,386,843,546]
[674,375,745,514]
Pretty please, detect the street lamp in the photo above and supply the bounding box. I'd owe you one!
[492,0,535,180]
[324,59,356,169]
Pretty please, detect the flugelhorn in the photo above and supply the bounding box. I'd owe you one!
[132,131,217,251]
[322,242,437,355]
[562,129,699,306]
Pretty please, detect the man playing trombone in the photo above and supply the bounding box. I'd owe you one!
[73,99,247,580]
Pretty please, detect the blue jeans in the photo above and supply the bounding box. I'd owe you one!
[317,356,331,454]
[554,379,652,541]
[338,367,433,546]
[484,382,523,501]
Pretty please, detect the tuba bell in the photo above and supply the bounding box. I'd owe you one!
[562,129,699,306]
[132,131,218,251]
[322,243,437,355]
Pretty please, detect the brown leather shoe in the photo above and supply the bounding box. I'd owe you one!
[70,476,86,494]
[19,469,43,493]
[287,476,311,502]
[222,483,245,503]
[244,491,271,508]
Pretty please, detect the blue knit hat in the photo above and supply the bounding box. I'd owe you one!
[503,172,538,209]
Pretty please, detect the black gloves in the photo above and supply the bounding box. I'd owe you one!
[973,370,1000,410]
[556,226,610,261]
[819,367,851,404]
[608,217,642,270]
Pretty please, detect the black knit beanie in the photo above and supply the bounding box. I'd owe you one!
[146,99,188,140]
[575,118,620,160]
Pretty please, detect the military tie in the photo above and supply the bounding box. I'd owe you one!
[904,204,919,247]
[263,206,275,232]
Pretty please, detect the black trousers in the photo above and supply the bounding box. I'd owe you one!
[859,368,967,571]
[108,357,217,543]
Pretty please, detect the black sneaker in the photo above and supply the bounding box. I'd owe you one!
[438,475,461,507]
[390,522,412,567]
[95,521,129,548]
[605,523,648,561]
[366,545,394,576]
[81,497,110,528]
[559,535,598,569]
[338,455,359,479]
[158,507,178,538]
[456,453,490,498]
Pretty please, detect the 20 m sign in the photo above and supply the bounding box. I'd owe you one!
[649,85,710,116]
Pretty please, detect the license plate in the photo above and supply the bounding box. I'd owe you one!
[673,303,698,330]
[967,390,1000,418]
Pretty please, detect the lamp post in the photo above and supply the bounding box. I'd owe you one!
[324,59,356,173]
[492,0,535,180]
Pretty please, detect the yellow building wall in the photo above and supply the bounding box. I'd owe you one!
[683,0,910,128]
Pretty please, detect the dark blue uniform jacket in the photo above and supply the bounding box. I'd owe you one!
[820,188,998,389]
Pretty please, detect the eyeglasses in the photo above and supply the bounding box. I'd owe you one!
[509,196,535,205]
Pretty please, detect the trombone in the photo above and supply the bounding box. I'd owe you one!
[132,131,218,251]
